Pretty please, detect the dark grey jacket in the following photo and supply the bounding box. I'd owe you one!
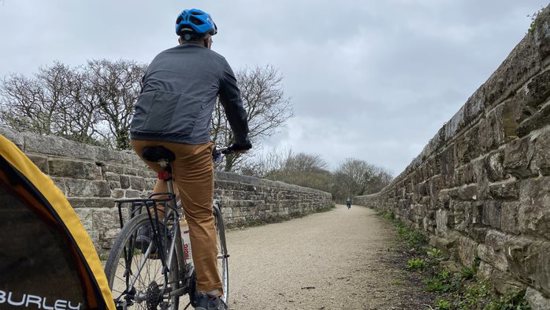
[130,43,249,145]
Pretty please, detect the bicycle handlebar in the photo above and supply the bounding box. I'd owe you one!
[213,146,250,164]
[212,147,234,164]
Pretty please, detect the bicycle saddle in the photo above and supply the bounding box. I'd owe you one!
[142,146,176,163]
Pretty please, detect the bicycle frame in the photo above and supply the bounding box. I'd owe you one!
[108,147,232,309]
[113,181,189,302]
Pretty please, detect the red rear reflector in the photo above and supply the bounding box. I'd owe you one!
[158,171,171,180]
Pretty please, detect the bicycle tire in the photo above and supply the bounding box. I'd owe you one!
[104,212,182,310]
[213,204,229,304]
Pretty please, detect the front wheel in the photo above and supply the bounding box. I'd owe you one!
[104,213,181,310]
[213,204,229,304]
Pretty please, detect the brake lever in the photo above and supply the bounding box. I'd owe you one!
[212,147,233,165]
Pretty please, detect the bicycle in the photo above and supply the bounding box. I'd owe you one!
[104,146,231,310]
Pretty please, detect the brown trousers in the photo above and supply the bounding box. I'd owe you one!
[131,139,221,294]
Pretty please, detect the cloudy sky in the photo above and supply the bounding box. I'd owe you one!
[0,1,547,175]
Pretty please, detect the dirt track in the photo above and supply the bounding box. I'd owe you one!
[226,205,432,309]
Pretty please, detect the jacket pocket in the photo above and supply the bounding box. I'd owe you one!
[166,93,204,135]
[132,90,183,133]
[131,90,205,136]
[131,91,154,132]
[143,91,181,132]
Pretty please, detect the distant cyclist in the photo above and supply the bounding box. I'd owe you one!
[129,8,251,310]
[346,197,352,209]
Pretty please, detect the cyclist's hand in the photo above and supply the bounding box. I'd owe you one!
[226,140,252,153]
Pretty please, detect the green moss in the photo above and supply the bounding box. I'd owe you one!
[381,210,395,220]
[436,298,452,310]
[378,212,531,310]
[528,7,545,34]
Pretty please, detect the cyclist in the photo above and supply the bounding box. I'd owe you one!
[129,8,251,310]
[346,197,352,209]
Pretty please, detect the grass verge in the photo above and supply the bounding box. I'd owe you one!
[379,210,531,310]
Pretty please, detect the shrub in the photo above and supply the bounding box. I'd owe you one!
[407,258,426,270]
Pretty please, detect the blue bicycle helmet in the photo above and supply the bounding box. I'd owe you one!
[176,9,218,37]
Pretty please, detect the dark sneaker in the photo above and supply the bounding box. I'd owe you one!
[135,225,151,249]
[194,293,227,310]
[135,225,159,258]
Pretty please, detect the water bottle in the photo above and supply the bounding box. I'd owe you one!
[179,218,192,262]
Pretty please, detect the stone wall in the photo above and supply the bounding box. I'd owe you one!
[0,126,333,256]
[355,7,550,308]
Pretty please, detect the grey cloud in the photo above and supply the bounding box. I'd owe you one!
[0,0,548,174]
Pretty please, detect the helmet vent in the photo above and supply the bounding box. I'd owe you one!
[190,16,204,25]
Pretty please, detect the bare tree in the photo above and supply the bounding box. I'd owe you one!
[211,65,293,171]
[283,153,328,173]
[240,148,290,177]
[332,158,393,202]
[87,59,145,149]
[1,61,288,158]
[262,151,332,192]
[1,72,50,134]
[0,62,100,143]
[46,63,103,144]
[62,68,104,144]
[245,152,392,201]
[0,60,146,148]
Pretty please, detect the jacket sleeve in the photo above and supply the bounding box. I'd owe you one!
[218,59,250,145]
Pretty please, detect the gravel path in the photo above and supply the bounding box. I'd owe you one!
[226,205,432,310]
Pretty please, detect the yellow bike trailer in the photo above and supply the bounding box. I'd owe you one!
[0,134,115,309]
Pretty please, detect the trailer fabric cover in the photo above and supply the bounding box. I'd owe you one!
[0,134,115,310]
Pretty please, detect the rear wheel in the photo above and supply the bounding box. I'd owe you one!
[213,204,229,304]
[104,213,182,309]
